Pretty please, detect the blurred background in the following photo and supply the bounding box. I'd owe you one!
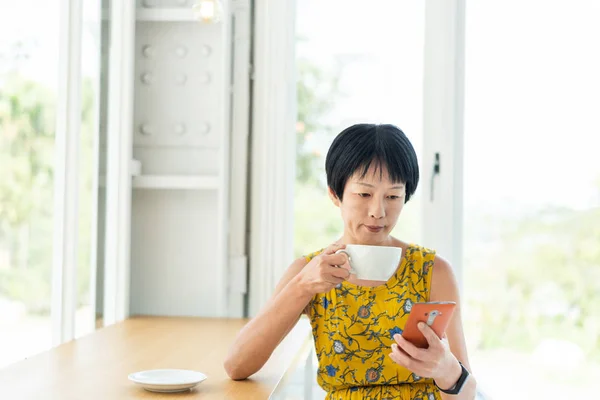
[1,1,599,399]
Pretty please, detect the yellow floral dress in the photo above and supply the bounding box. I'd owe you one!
[304,244,441,400]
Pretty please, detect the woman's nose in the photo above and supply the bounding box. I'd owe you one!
[369,198,386,219]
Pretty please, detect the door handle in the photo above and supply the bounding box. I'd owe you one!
[430,152,440,202]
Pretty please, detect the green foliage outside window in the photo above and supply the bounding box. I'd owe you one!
[0,75,56,313]
[0,74,96,314]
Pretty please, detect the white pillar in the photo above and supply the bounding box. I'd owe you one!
[249,0,297,316]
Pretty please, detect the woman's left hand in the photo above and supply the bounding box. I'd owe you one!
[389,322,462,390]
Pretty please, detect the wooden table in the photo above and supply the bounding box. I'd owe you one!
[0,317,313,400]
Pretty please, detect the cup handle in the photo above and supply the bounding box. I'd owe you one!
[334,249,356,274]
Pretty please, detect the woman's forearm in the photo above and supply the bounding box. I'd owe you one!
[224,275,313,380]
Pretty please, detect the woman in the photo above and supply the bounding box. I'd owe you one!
[224,124,477,399]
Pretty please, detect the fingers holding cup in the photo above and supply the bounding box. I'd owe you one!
[334,249,356,274]
[322,243,346,255]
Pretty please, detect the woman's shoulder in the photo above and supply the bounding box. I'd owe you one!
[388,238,436,261]
[303,248,325,262]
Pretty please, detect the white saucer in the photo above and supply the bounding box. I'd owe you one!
[128,369,207,393]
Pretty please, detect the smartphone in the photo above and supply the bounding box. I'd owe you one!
[401,301,456,348]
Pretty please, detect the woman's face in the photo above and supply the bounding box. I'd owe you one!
[329,164,406,245]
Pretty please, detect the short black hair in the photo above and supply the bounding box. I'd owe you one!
[325,123,419,203]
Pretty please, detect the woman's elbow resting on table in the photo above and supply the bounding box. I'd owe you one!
[224,358,257,381]
[223,333,276,380]
[223,258,315,381]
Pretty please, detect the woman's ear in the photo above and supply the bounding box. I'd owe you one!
[328,187,341,207]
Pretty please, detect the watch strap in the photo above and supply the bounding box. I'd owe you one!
[434,360,469,395]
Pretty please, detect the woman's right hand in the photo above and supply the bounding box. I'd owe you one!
[295,243,353,295]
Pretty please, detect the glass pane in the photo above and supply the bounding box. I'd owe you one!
[0,0,60,367]
[294,0,425,259]
[463,1,600,398]
[75,0,109,338]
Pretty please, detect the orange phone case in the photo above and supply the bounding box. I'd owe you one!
[401,302,456,348]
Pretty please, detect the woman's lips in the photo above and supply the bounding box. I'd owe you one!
[364,225,384,233]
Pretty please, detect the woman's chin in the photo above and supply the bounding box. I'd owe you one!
[356,232,389,245]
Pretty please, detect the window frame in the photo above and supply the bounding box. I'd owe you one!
[51,0,84,345]
[421,0,466,289]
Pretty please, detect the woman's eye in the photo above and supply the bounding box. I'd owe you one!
[358,193,371,198]
[388,195,400,200]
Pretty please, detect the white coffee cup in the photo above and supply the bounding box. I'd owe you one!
[335,244,403,281]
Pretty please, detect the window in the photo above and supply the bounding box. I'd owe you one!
[0,0,61,367]
[0,0,110,366]
[463,1,600,398]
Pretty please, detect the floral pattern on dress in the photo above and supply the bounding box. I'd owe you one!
[304,244,441,400]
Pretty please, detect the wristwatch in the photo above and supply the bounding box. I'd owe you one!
[434,361,470,395]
